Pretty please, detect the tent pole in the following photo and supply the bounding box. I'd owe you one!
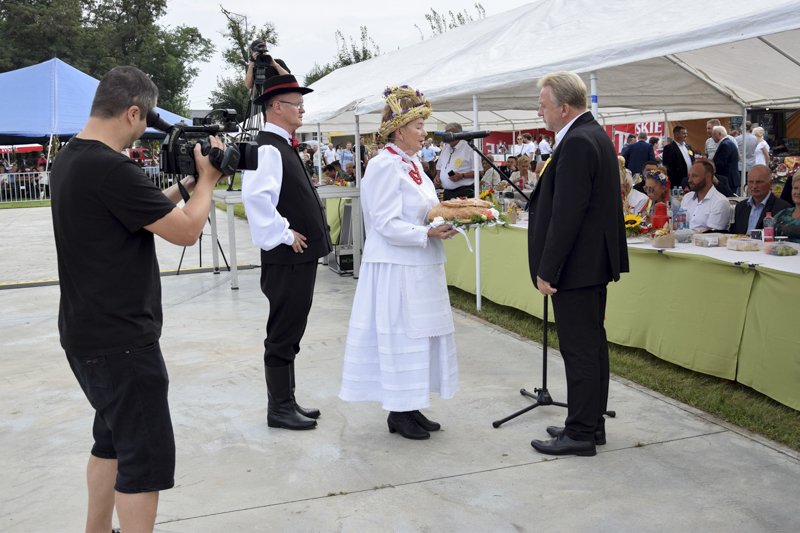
[317,122,322,180]
[45,134,54,169]
[590,71,598,119]
[473,94,481,312]
[354,115,361,187]
[741,106,747,196]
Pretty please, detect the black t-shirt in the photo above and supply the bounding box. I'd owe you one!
[51,138,176,356]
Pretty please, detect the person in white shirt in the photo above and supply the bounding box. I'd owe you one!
[538,134,553,160]
[324,143,336,165]
[339,85,459,441]
[680,159,731,231]
[753,127,770,166]
[479,157,502,190]
[736,121,758,179]
[704,118,721,158]
[512,135,526,157]
[434,122,475,200]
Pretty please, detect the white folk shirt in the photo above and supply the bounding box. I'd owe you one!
[436,140,474,190]
[362,146,446,266]
[241,122,296,251]
[680,185,731,231]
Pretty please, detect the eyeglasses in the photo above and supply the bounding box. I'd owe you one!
[279,101,304,110]
[644,187,661,193]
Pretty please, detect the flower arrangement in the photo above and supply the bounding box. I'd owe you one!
[625,214,644,237]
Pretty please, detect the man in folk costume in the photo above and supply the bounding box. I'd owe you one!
[339,86,459,440]
[242,75,333,430]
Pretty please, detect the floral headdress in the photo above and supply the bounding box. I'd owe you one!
[644,169,668,186]
[378,85,432,138]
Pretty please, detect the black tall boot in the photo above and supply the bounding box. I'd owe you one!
[289,361,320,419]
[265,365,316,430]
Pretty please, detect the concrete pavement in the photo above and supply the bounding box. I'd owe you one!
[1,206,799,532]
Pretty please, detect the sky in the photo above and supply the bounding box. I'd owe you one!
[162,1,533,110]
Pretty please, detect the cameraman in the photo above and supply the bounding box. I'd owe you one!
[245,39,290,90]
[50,66,225,533]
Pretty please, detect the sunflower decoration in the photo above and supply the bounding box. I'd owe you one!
[625,214,643,237]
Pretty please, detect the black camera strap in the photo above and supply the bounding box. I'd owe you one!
[177,180,192,204]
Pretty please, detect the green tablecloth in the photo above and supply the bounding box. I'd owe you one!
[442,225,800,411]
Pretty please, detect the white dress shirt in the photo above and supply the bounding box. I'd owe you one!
[539,139,553,155]
[436,140,474,190]
[680,185,731,231]
[677,142,693,172]
[555,111,591,146]
[242,123,296,251]
[705,137,718,159]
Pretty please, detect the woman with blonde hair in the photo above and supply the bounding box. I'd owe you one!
[339,86,459,440]
[619,155,647,214]
[509,155,535,189]
[753,127,770,166]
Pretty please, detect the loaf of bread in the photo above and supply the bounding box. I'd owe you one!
[427,199,492,223]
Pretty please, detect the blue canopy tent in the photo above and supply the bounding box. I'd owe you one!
[0,58,189,147]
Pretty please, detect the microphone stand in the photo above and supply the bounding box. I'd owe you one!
[464,139,529,201]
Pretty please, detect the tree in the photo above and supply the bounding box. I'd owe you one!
[303,26,381,86]
[0,0,213,116]
[414,3,486,40]
[208,7,280,117]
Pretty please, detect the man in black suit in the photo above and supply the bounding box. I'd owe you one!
[731,164,791,234]
[712,125,741,191]
[623,131,656,176]
[528,72,629,457]
[662,125,694,187]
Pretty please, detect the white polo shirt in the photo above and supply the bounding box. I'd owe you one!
[680,185,731,231]
[436,140,474,190]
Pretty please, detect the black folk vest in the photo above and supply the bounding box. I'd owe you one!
[255,131,332,265]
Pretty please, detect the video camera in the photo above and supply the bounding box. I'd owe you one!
[146,108,259,176]
[250,39,287,88]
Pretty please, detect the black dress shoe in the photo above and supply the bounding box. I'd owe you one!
[531,433,596,457]
[387,411,429,440]
[546,425,606,445]
[411,410,440,431]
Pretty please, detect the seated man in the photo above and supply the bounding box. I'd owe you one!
[680,160,731,232]
[344,161,356,182]
[731,164,791,234]
[321,164,339,185]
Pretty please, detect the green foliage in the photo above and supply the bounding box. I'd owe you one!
[207,75,250,121]
[218,7,279,71]
[303,26,380,86]
[0,0,213,117]
[414,3,486,40]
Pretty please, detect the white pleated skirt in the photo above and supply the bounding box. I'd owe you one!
[339,262,459,411]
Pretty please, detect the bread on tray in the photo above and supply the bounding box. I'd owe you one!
[427,199,492,224]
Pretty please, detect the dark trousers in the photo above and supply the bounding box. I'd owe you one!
[260,260,318,367]
[443,185,474,200]
[551,284,609,441]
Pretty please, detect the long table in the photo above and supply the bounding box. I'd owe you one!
[442,224,800,411]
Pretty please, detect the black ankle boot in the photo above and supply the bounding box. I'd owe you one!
[265,365,316,430]
[411,410,441,431]
[387,411,429,440]
[289,361,320,419]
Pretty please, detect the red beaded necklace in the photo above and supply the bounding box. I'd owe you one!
[385,146,423,185]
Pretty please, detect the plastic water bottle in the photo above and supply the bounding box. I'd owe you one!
[676,209,687,230]
[763,212,775,242]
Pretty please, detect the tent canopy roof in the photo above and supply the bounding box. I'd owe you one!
[302,0,800,125]
[0,59,189,144]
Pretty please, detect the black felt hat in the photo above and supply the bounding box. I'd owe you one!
[253,74,313,106]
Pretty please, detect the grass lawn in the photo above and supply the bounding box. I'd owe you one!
[0,200,50,209]
[448,287,800,452]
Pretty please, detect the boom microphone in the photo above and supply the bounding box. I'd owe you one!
[441,130,491,142]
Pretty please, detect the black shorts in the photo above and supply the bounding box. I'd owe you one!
[67,342,175,494]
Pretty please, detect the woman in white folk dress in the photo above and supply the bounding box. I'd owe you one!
[339,86,459,440]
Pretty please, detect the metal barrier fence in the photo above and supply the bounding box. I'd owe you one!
[0,172,50,203]
[0,169,183,204]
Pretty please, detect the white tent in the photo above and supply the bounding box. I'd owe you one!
[303,0,800,122]
[301,0,800,308]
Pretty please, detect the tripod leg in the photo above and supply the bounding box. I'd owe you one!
[493,402,542,428]
[177,247,187,276]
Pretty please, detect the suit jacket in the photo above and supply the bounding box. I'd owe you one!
[624,140,656,176]
[662,141,693,185]
[713,137,741,188]
[731,193,792,235]
[528,112,629,290]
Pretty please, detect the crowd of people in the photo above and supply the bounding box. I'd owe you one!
[1,155,50,201]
